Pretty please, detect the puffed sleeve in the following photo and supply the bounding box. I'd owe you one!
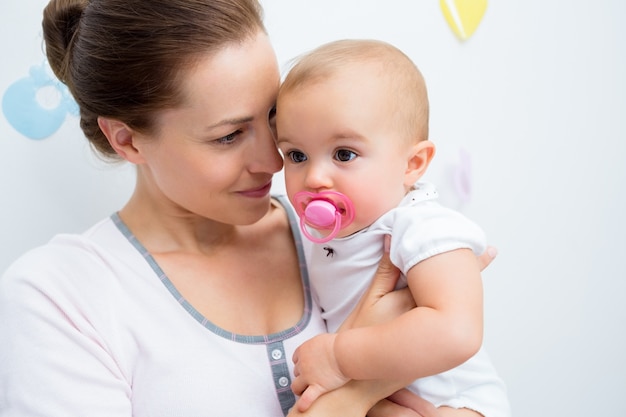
[388,201,487,276]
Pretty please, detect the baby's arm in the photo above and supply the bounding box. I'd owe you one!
[338,247,483,378]
[290,242,440,417]
[292,248,484,411]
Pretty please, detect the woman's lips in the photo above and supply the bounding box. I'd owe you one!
[238,181,272,198]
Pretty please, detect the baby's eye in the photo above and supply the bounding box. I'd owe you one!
[334,149,357,162]
[287,150,308,163]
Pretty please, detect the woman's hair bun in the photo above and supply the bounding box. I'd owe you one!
[42,0,87,84]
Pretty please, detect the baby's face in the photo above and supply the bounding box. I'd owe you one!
[276,68,414,236]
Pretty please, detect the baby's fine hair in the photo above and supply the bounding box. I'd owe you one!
[280,39,429,142]
[42,0,265,159]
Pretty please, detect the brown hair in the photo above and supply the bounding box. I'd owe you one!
[279,39,429,143]
[42,0,265,159]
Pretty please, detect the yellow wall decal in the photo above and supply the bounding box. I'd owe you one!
[440,0,487,41]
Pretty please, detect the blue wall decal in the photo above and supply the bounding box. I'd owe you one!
[2,62,77,140]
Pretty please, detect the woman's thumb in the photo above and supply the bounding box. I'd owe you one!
[369,235,400,295]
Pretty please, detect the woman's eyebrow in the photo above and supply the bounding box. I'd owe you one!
[206,116,254,130]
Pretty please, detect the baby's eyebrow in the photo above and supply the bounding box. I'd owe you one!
[331,129,367,142]
[275,136,292,145]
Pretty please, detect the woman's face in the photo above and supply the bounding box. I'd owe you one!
[133,31,283,225]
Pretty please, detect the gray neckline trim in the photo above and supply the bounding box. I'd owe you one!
[111,195,312,344]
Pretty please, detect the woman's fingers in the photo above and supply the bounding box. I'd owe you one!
[366,235,402,297]
[387,389,440,417]
[477,246,498,272]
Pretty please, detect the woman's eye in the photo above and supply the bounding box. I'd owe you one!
[287,150,307,163]
[268,107,277,139]
[215,131,240,145]
[334,149,357,162]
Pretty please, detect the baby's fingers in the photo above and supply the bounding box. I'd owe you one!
[290,373,306,396]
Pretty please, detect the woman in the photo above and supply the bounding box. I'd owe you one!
[0,1,494,415]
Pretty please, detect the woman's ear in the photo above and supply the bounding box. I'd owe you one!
[97,116,145,164]
[404,140,436,187]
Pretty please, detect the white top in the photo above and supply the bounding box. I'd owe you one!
[0,196,326,417]
[304,183,511,417]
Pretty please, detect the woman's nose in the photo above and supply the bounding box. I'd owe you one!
[252,126,284,174]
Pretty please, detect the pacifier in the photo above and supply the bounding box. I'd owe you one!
[293,190,355,244]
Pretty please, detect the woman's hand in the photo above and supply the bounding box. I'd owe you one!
[369,389,441,417]
[339,236,412,330]
[287,384,441,417]
[477,246,497,271]
[287,380,417,417]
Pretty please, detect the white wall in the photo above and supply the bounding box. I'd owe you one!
[1,1,625,416]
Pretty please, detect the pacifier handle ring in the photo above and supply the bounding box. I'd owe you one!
[299,210,342,244]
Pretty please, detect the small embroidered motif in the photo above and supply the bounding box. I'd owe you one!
[323,246,335,257]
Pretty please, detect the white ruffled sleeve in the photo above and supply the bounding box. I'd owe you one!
[388,200,487,276]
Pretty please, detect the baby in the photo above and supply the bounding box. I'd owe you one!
[276,39,511,416]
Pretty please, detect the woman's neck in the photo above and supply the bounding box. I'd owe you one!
[118,186,238,255]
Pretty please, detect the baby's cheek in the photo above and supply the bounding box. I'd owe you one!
[350,186,402,226]
[348,202,385,231]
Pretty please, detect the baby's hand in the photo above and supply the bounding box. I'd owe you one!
[291,333,349,412]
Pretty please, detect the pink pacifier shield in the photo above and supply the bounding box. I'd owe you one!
[293,191,355,244]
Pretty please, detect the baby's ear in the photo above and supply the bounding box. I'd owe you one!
[97,117,145,164]
[404,140,435,187]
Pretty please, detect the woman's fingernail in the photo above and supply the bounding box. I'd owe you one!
[383,235,391,253]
